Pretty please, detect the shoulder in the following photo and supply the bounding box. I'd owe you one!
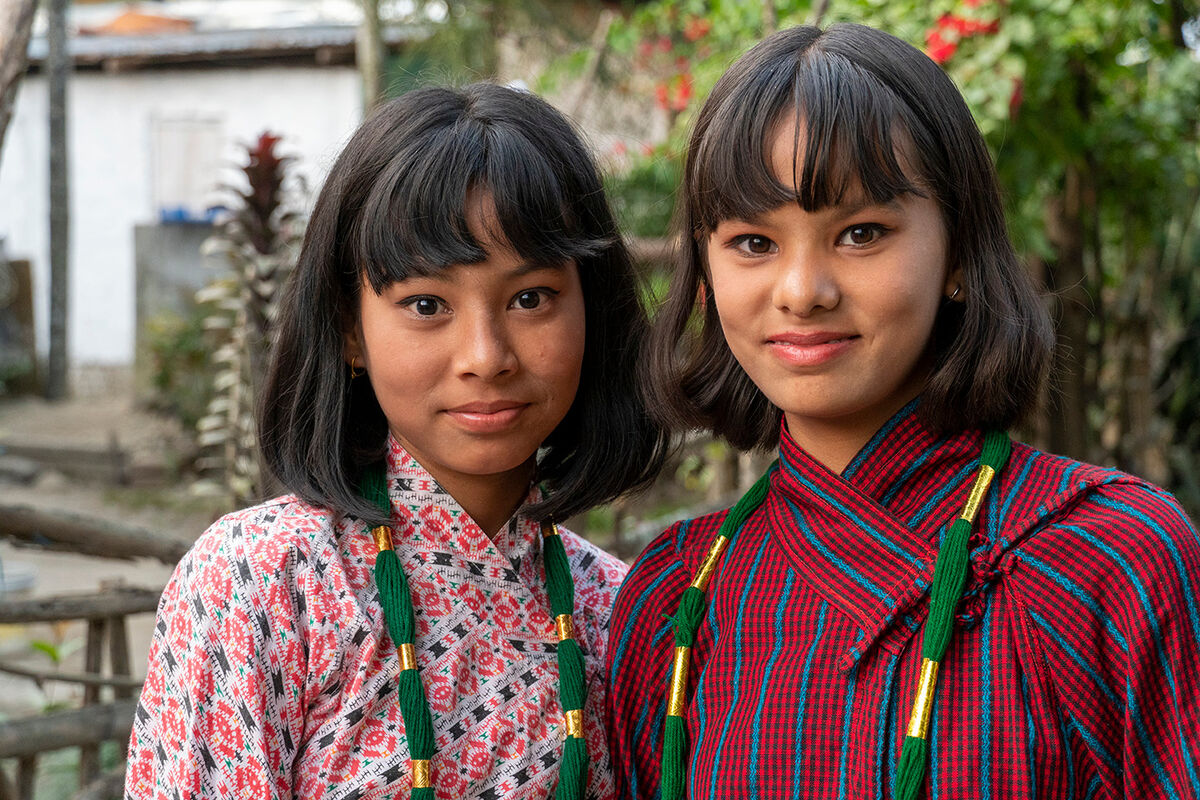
[190,494,340,566]
[557,526,629,637]
[171,494,345,604]
[559,526,629,593]
[1005,455,1199,654]
[609,508,729,639]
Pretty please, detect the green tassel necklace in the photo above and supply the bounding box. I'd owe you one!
[360,462,589,800]
[659,430,1011,800]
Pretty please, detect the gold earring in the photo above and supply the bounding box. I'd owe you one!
[949,285,962,301]
[349,355,365,379]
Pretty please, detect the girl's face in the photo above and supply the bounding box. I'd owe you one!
[705,120,955,466]
[346,193,586,495]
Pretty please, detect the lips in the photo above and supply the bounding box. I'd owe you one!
[767,331,858,346]
[443,400,530,433]
[766,331,859,367]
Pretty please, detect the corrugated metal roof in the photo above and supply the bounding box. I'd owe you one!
[27,23,422,67]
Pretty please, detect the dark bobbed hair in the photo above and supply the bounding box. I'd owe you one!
[646,23,1054,450]
[259,83,668,525]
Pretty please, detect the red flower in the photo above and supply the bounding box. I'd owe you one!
[654,83,670,110]
[683,16,712,42]
[671,73,694,111]
[656,35,672,53]
[925,30,958,64]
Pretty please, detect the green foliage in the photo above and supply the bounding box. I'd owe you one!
[604,145,681,238]
[586,0,1200,517]
[144,307,213,430]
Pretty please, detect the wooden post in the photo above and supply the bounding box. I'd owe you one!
[46,0,71,399]
[357,0,383,113]
[15,757,35,800]
[77,619,105,786]
[107,616,133,700]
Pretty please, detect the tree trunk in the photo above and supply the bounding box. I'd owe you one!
[357,0,384,113]
[0,0,38,159]
[46,0,70,399]
[763,0,777,35]
[1044,164,1094,462]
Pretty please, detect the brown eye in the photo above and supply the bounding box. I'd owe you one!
[515,290,542,310]
[838,224,886,247]
[734,234,775,255]
[402,296,443,316]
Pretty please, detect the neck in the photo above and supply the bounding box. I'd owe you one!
[428,459,536,538]
[784,391,923,476]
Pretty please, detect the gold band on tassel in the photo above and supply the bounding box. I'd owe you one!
[564,708,584,738]
[541,521,560,537]
[371,525,394,552]
[690,536,731,591]
[398,643,417,672]
[555,614,575,641]
[666,646,691,717]
[959,465,996,523]
[411,759,431,788]
[905,658,941,740]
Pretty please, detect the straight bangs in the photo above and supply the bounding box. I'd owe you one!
[689,48,925,236]
[353,113,610,293]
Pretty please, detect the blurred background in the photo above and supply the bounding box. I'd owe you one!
[0,0,1197,796]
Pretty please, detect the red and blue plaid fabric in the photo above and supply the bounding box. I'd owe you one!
[607,403,1200,799]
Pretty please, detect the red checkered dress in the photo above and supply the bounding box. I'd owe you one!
[607,404,1200,799]
[126,437,626,800]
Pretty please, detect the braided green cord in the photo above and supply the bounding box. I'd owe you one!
[895,430,1010,800]
[543,529,590,780]
[362,464,586,799]
[661,464,776,800]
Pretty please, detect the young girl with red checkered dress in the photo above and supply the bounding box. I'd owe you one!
[607,24,1200,800]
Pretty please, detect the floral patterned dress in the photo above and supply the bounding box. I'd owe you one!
[126,437,627,799]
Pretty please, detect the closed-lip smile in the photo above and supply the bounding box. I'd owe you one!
[766,331,859,367]
[443,400,530,433]
[767,331,858,346]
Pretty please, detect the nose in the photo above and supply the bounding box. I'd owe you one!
[456,312,519,379]
[770,247,840,316]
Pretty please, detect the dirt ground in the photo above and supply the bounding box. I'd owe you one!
[0,393,220,721]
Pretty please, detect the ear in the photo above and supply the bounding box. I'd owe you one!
[342,321,364,367]
[944,266,964,302]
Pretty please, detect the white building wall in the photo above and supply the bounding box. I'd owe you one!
[0,64,361,377]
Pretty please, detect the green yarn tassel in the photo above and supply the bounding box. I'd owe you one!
[555,637,587,712]
[398,668,435,760]
[661,715,688,800]
[541,521,589,800]
[894,735,929,800]
[672,586,707,647]
[411,789,435,800]
[555,734,589,799]
[542,532,575,618]
[659,464,776,800]
[374,549,412,645]
[721,464,775,539]
[922,516,972,660]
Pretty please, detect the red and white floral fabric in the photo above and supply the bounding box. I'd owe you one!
[125,437,627,799]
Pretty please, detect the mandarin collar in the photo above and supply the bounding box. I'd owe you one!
[383,435,543,568]
[768,400,990,669]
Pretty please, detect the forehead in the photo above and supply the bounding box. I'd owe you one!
[689,54,928,232]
